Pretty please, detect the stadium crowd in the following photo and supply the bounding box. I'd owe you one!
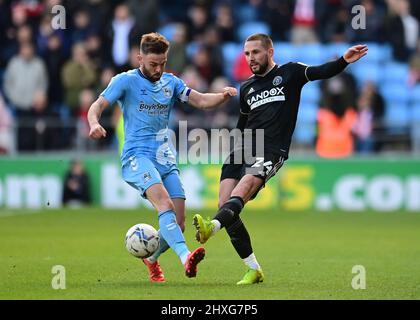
[0,0,419,156]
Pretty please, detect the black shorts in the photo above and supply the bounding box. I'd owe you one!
[220,149,286,200]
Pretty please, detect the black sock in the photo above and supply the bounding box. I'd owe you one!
[226,216,253,259]
[214,196,244,229]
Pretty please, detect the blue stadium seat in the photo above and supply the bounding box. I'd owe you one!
[157,24,177,41]
[384,102,410,128]
[301,82,321,104]
[379,84,410,104]
[222,42,242,78]
[273,42,298,65]
[237,22,270,42]
[358,42,383,63]
[383,62,409,83]
[411,104,420,121]
[326,43,350,60]
[235,5,258,24]
[409,85,420,104]
[294,123,316,144]
[186,42,199,60]
[295,103,317,144]
[351,63,381,85]
[296,43,325,66]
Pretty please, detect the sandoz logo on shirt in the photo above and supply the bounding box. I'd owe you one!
[247,87,285,110]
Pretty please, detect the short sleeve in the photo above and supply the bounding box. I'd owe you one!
[100,73,127,105]
[173,76,191,103]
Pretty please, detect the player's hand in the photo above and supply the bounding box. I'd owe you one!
[343,45,368,63]
[222,87,238,98]
[89,122,107,139]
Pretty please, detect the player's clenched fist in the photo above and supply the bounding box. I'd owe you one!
[222,87,238,98]
[89,123,107,139]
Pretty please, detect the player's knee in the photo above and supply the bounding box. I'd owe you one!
[155,197,175,213]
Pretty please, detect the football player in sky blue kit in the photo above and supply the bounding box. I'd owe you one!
[87,33,237,282]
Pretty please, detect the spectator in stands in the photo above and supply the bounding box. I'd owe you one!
[355,81,385,152]
[0,93,14,154]
[85,32,105,70]
[17,90,61,151]
[263,0,293,41]
[202,26,224,81]
[108,3,137,70]
[3,42,48,113]
[128,0,159,36]
[166,23,188,75]
[187,2,209,42]
[316,68,358,158]
[383,0,419,62]
[232,52,253,83]
[214,3,236,43]
[192,45,214,85]
[61,42,97,113]
[316,104,357,158]
[62,159,92,207]
[290,0,319,44]
[43,33,66,108]
[71,9,92,45]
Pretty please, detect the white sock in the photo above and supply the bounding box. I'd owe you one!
[180,251,190,265]
[211,219,221,235]
[243,253,261,270]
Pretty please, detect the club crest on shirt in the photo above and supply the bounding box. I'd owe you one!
[143,172,152,183]
[163,87,172,97]
[273,76,282,86]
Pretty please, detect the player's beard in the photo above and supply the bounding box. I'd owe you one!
[250,56,269,75]
[142,66,162,82]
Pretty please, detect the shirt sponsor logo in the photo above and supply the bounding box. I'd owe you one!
[247,87,285,110]
[138,101,169,111]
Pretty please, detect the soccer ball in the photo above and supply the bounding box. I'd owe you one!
[125,224,160,259]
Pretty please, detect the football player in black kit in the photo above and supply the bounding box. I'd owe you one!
[193,33,368,284]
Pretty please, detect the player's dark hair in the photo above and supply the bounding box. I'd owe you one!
[140,32,170,54]
[245,33,273,49]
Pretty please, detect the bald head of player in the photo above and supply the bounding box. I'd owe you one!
[244,33,276,76]
[138,32,170,82]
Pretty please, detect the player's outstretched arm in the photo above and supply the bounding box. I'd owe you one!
[87,96,109,139]
[306,44,368,81]
[188,87,237,110]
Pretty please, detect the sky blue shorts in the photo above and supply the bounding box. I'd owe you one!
[121,155,185,199]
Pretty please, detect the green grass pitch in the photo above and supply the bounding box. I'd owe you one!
[0,208,419,299]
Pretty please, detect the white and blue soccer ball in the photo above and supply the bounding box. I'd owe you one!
[125,224,160,259]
